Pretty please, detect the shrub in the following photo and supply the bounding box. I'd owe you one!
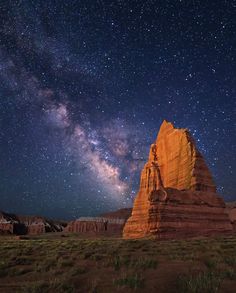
[0,261,7,278]
[203,257,219,270]
[59,260,74,267]
[114,273,144,290]
[177,271,222,293]
[90,254,104,261]
[11,257,33,266]
[131,257,158,269]
[71,267,87,275]
[22,279,75,293]
[223,268,235,280]
[223,256,236,267]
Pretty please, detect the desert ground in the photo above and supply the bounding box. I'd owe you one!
[0,234,236,292]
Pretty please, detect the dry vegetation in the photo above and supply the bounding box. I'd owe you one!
[0,234,236,292]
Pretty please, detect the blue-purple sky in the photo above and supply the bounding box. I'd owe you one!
[0,0,235,219]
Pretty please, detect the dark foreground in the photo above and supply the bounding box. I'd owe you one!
[0,234,236,292]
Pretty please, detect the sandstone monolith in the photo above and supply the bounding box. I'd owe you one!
[123,120,232,239]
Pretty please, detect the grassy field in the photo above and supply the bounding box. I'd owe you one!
[0,234,236,292]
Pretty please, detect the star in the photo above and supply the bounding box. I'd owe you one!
[0,0,235,218]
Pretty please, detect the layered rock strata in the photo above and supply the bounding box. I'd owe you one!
[123,120,232,239]
[226,202,236,231]
[0,211,64,235]
[64,217,126,235]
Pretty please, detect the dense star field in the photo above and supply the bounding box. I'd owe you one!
[0,1,235,219]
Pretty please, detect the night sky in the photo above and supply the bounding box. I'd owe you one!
[0,1,235,219]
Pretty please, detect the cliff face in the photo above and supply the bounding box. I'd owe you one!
[123,120,232,239]
[64,217,126,236]
[152,120,216,192]
[226,202,236,231]
[0,211,64,235]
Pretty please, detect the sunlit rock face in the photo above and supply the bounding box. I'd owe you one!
[64,209,131,235]
[123,120,232,239]
[153,120,216,192]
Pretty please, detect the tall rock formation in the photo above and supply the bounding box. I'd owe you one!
[153,120,216,192]
[123,120,232,239]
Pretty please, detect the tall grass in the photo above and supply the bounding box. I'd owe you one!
[177,271,222,293]
[114,273,144,290]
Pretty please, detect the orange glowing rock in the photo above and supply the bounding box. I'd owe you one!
[123,120,232,239]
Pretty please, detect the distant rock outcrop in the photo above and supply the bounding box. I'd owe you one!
[123,120,232,239]
[64,208,131,235]
[0,211,65,235]
[64,217,126,235]
[100,208,131,220]
[0,211,26,235]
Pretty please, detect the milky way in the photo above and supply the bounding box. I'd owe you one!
[0,1,235,219]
